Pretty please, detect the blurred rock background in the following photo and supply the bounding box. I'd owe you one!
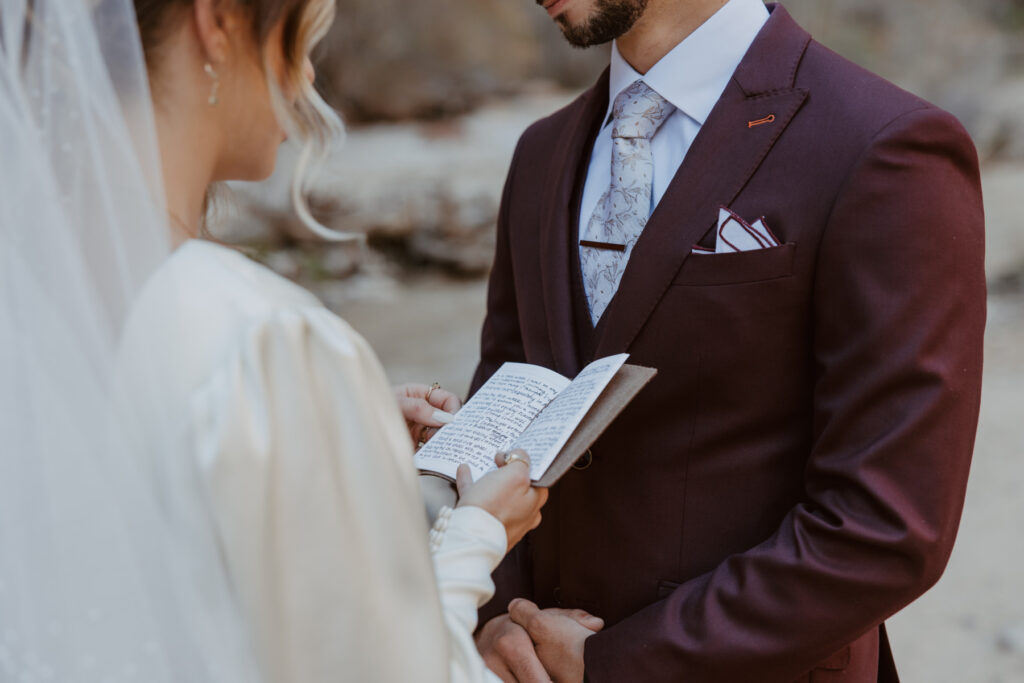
[211,3,1024,680]
[217,0,1024,288]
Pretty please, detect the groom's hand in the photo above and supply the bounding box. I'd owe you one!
[476,613,551,683]
[507,599,604,683]
[393,383,461,446]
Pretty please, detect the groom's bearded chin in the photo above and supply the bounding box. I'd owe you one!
[545,0,649,48]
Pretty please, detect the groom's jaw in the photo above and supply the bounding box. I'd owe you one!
[540,0,651,49]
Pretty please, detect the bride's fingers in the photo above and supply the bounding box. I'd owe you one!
[494,449,530,469]
[409,423,426,448]
[396,396,455,428]
[426,388,461,414]
[411,423,444,449]
[395,383,462,414]
[455,464,473,498]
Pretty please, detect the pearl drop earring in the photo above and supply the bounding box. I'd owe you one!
[203,63,220,106]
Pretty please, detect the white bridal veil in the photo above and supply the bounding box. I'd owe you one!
[0,0,259,679]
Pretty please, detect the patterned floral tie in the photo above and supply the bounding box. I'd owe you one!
[580,80,676,324]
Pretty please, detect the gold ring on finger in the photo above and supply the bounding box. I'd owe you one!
[425,382,441,403]
[503,449,529,467]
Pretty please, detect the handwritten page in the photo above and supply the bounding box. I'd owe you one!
[414,363,570,481]
[512,353,628,479]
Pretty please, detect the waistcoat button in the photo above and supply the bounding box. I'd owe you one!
[573,449,594,470]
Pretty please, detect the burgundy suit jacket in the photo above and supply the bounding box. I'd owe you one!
[471,5,985,682]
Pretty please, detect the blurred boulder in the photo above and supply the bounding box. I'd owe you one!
[970,79,1024,163]
[313,0,606,123]
[982,164,1024,283]
[215,91,575,277]
[783,0,1022,158]
[783,0,1007,96]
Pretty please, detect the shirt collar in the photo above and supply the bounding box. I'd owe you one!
[606,0,769,127]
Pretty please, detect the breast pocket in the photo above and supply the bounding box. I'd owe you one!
[673,242,797,287]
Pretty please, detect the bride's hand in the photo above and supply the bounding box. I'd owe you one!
[455,450,548,552]
[393,383,461,446]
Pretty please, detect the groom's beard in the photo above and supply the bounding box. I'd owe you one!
[544,0,650,48]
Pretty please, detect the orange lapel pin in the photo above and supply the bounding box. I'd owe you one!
[748,114,776,128]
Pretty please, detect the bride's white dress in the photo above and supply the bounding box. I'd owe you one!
[114,239,503,683]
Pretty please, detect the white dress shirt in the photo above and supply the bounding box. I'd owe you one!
[578,0,769,245]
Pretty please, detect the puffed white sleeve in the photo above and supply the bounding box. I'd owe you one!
[429,505,508,683]
[189,306,451,683]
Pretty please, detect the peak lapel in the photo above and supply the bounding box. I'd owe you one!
[595,5,811,358]
[538,72,608,376]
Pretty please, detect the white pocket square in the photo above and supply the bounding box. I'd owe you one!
[692,207,781,255]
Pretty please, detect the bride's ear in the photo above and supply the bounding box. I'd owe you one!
[191,0,239,65]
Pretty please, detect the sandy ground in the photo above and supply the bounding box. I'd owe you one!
[333,277,1024,682]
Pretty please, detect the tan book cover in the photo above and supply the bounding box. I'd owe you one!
[533,363,656,486]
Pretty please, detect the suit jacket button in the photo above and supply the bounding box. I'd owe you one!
[573,449,594,470]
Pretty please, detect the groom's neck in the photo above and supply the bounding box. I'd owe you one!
[616,0,728,74]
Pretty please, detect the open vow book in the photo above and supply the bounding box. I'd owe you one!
[415,354,656,487]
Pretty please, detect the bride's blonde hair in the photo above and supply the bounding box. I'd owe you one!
[135,0,349,240]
